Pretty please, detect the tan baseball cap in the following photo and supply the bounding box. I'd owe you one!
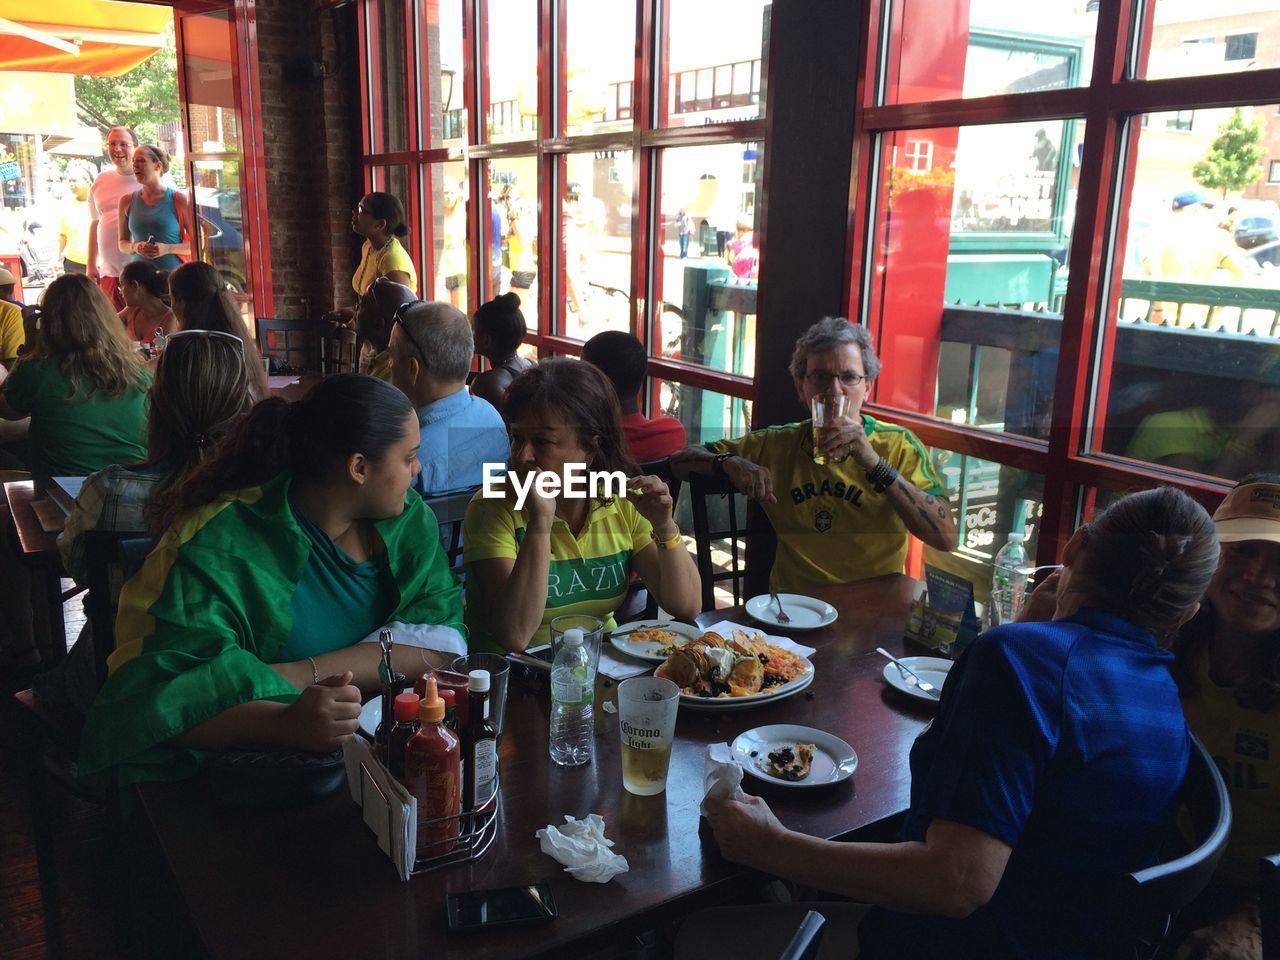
[1212,482,1280,544]
[0,267,15,285]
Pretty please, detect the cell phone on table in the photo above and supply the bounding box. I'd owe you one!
[446,883,557,931]
[507,643,554,674]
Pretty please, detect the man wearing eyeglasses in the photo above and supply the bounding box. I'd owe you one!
[672,317,957,591]
[388,300,508,496]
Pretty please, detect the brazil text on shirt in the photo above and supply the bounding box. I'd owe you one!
[789,476,865,505]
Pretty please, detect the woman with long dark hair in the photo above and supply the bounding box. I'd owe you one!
[117,259,176,342]
[695,487,1220,960]
[168,261,269,400]
[463,358,699,652]
[80,374,464,788]
[0,273,150,479]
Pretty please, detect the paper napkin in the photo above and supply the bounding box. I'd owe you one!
[536,814,630,883]
[701,743,747,815]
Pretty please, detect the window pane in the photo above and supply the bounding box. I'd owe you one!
[924,452,1043,610]
[1143,5,1279,80]
[565,0,635,136]
[487,157,540,332]
[192,158,247,294]
[655,143,761,375]
[1095,104,1280,481]
[868,120,1083,440]
[375,0,408,151]
[423,0,466,149]
[182,10,239,152]
[486,0,539,143]
[882,1,1095,104]
[664,0,768,127]
[561,150,633,341]
[426,160,469,308]
[367,165,413,285]
[656,379,752,447]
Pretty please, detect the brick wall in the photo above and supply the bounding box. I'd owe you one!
[253,0,362,319]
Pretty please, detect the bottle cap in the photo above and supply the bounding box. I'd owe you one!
[440,688,456,708]
[468,669,491,693]
[418,676,445,723]
[1007,533,1025,543]
[563,627,584,647]
[393,692,421,722]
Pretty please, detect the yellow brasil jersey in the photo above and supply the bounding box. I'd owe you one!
[351,236,418,295]
[710,414,947,592]
[1181,648,1280,889]
[463,491,653,653]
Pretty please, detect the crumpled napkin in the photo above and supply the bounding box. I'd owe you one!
[536,814,630,883]
[701,743,747,815]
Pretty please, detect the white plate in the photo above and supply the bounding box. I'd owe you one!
[744,594,838,631]
[608,620,703,663]
[881,656,951,703]
[731,724,857,788]
[679,664,815,712]
[359,698,382,739]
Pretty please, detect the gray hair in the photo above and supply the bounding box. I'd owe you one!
[788,317,881,381]
[400,301,474,383]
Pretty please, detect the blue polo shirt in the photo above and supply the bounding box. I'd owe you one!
[859,608,1189,960]
[413,387,509,496]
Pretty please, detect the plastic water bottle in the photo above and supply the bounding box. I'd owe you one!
[549,628,594,767]
[991,532,1029,627]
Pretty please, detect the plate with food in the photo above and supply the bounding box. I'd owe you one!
[655,628,815,710]
[744,593,838,631]
[882,656,952,703]
[608,620,704,663]
[731,724,858,788]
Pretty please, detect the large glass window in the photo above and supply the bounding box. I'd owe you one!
[487,157,540,329]
[425,159,470,308]
[565,0,636,137]
[485,0,539,143]
[423,0,466,149]
[1143,5,1280,80]
[663,0,770,127]
[561,150,633,341]
[374,0,409,152]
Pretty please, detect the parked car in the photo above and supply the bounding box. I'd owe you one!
[1245,238,1280,270]
[1235,214,1279,251]
[195,188,246,292]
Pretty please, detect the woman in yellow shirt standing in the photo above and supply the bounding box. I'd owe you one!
[350,191,417,299]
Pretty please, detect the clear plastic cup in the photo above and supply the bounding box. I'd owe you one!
[617,676,680,796]
[550,614,604,680]
[809,394,850,465]
[449,653,510,735]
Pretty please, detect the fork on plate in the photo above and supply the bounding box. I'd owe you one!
[770,591,791,624]
[874,646,940,698]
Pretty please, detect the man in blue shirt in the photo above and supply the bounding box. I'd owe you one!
[388,300,508,495]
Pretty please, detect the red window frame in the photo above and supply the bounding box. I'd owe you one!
[845,0,1280,563]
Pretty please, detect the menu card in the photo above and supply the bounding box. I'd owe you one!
[904,565,981,656]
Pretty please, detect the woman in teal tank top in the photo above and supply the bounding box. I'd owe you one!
[117,144,189,272]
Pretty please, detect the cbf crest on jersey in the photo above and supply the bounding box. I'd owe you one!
[814,508,834,533]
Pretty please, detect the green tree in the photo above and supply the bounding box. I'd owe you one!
[74,23,180,156]
[1191,107,1265,198]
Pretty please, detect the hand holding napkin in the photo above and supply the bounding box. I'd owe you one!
[536,814,630,883]
[701,743,747,815]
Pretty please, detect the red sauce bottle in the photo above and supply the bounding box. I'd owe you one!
[403,677,460,858]
[386,692,421,783]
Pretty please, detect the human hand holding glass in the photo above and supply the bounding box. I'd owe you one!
[810,394,850,465]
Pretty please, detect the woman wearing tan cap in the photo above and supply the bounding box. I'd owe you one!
[1171,474,1280,960]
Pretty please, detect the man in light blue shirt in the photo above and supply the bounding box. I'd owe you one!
[389,300,508,495]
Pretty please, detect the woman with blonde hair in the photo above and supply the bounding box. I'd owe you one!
[0,273,150,479]
[168,261,269,400]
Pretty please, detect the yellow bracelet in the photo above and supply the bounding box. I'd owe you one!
[652,529,682,550]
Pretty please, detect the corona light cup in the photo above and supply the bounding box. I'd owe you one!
[617,677,680,796]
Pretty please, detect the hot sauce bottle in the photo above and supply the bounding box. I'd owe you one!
[462,670,498,816]
[403,677,461,858]
[386,692,421,783]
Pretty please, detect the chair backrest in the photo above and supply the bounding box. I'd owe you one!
[317,322,358,376]
[423,486,478,577]
[83,530,154,687]
[639,456,681,507]
[1262,853,1280,960]
[776,910,826,960]
[688,472,774,609]
[1099,733,1232,960]
[256,318,316,372]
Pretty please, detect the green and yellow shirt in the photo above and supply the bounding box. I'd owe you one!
[463,491,653,652]
[710,414,946,591]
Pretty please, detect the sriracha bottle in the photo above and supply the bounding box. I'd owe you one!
[402,677,461,858]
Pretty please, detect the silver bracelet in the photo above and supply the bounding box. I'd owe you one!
[306,656,320,685]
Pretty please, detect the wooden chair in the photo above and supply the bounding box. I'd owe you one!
[256,318,316,372]
[1098,734,1232,960]
[318,321,358,375]
[688,472,774,610]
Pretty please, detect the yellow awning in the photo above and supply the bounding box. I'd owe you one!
[0,2,171,77]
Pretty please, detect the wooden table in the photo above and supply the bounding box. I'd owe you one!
[135,575,930,959]
[4,479,68,653]
[267,372,322,402]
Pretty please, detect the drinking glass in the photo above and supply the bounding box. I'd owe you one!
[449,653,511,735]
[550,614,604,680]
[809,394,850,465]
[617,676,680,796]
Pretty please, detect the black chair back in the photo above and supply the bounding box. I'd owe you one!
[256,318,316,372]
[423,486,478,578]
[1099,734,1232,960]
[1263,853,1280,960]
[688,472,774,610]
[83,531,154,687]
[639,456,682,507]
[318,322,358,375]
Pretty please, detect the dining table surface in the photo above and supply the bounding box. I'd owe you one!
[134,574,941,960]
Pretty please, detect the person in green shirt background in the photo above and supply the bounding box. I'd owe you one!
[0,273,150,481]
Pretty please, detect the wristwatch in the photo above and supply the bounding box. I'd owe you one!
[710,451,733,477]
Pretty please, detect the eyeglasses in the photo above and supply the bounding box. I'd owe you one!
[804,370,868,389]
[392,302,429,364]
[164,329,247,369]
